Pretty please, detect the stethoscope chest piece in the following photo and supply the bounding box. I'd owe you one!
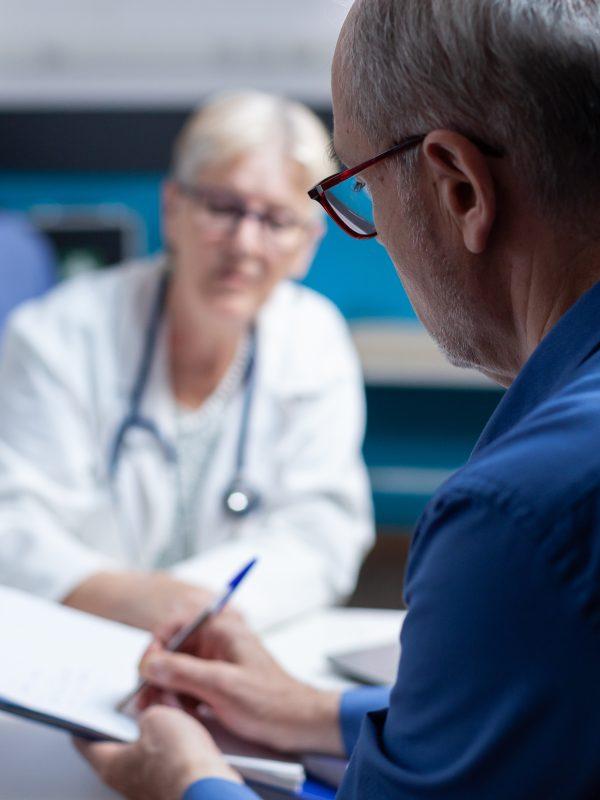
[223,477,261,518]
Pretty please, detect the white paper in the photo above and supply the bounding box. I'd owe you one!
[0,586,147,741]
[0,586,304,792]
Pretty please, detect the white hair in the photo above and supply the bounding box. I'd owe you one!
[344,0,600,219]
[171,89,336,190]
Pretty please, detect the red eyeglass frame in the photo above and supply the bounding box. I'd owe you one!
[308,133,505,239]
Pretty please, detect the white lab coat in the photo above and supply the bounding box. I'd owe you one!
[0,258,374,630]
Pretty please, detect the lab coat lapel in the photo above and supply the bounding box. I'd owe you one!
[141,315,178,450]
[111,258,178,567]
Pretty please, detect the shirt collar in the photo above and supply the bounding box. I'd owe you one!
[471,279,600,457]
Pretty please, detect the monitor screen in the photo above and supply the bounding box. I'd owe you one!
[31,205,144,280]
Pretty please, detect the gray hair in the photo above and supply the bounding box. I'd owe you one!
[171,89,335,191]
[344,0,600,219]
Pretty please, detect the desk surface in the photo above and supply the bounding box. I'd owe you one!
[0,607,405,800]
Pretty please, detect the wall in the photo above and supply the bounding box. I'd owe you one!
[0,169,417,321]
[0,0,349,107]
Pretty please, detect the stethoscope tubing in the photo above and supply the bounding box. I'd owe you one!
[107,269,259,517]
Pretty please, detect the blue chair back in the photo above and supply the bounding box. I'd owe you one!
[0,213,57,337]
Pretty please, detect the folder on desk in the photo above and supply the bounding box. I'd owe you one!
[328,641,400,685]
[0,586,335,798]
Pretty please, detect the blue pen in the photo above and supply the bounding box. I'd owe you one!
[118,558,258,711]
[165,557,257,652]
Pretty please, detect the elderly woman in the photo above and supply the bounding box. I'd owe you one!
[0,91,373,631]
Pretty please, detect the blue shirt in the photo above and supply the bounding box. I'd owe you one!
[184,281,600,799]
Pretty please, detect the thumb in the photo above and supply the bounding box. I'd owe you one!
[141,652,236,704]
[73,737,126,773]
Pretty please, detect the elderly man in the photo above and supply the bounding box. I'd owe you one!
[78,1,600,798]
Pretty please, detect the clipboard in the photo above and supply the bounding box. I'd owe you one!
[0,586,310,795]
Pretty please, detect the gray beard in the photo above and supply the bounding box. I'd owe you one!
[400,187,499,374]
[427,273,482,370]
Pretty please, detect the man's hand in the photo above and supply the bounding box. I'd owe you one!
[63,571,219,631]
[139,615,344,756]
[74,705,242,800]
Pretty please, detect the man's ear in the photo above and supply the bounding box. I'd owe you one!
[422,130,496,254]
[288,216,326,280]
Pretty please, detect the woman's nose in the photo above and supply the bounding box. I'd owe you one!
[229,212,266,255]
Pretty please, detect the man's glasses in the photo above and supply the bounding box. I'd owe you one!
[308,133,505,239]
[177,182,310,252]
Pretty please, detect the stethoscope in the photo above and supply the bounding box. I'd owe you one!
[108,271,261,518]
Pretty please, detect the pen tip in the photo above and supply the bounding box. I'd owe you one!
[229,558,258,589]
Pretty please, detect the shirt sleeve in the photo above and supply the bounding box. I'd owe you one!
[340,687,391,756]
[182,778,259,800]
[337,486,600,800]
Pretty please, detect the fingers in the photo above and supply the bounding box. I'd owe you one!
[221,605,245,624]
[138,639,163,676]
[151,615,209,657]
[159,690,187,710]
[153,617,189,646]
[73,737,126,775]
[141,652,237,704]
[134,683,165,713]
[191,614,257,664]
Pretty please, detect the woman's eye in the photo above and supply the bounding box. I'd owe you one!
[207,201,239,216]
[267,215,295,231]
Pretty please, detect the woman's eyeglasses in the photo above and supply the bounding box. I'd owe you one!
[177,182,310,252]
[308,133,505,239]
